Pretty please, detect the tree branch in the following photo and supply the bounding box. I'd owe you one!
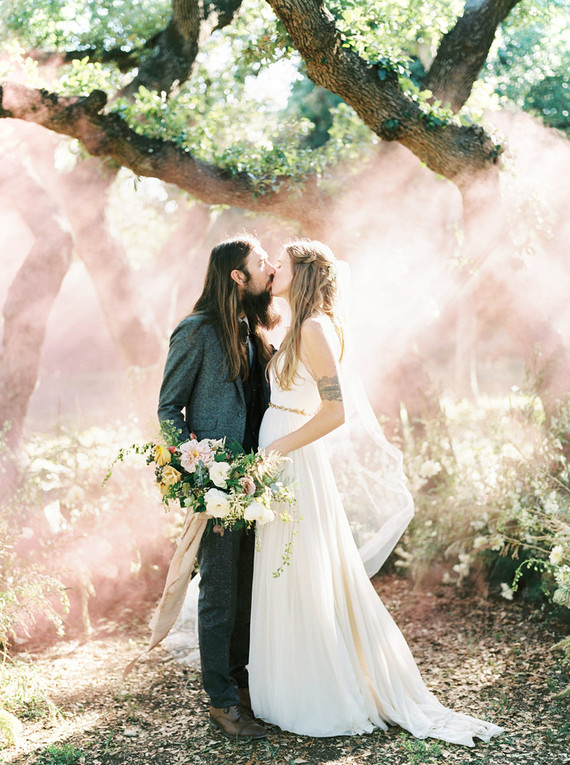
[264,0,501,188]
[27,45,154,73]
[118,0,201,98]
[0,82,324,225]
[203,0,244,30]
[423,0,522,111]
[27,2,244,80]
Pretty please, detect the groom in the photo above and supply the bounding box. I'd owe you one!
[158,235,277,740]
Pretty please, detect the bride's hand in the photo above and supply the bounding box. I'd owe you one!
[262,439,287,456]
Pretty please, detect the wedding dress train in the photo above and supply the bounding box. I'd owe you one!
[248,358,503,745]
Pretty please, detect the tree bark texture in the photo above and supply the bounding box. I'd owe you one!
[29,1,244,83]
[118,0,201,98]
[265,0,501,189]
[1,0,519,206]
[423,0,522,112]
[0,83,327,227]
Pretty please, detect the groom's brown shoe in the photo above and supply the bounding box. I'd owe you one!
[238,687,254,717]
[209,705,267,740]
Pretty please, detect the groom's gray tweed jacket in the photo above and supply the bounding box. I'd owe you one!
[158,314,268,445]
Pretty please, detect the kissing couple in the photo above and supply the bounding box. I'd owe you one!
[156,234,503,744]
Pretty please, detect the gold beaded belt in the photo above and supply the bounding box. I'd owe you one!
[268,402,314,416]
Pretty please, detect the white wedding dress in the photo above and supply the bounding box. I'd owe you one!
[248,354,504,745]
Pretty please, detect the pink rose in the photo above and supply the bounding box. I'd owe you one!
[239,475,256,496]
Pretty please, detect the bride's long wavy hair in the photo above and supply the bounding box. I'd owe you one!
[271,240,344,390]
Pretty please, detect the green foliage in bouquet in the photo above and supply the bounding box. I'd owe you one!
[106,422,296,531]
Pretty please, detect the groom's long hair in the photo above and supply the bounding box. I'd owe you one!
[192,235,273,381]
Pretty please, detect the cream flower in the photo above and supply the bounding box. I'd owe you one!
[160,465,182,486]
[244,501,275,525]
[500,583,514,600]
[204,488,231,518]
[154,444,172,466]
[209,461,232,489]
[64,486,85,506]
[550,545,564,565]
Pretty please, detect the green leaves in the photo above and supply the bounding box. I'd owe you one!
[2,0,168,53]
[58,56,123,96]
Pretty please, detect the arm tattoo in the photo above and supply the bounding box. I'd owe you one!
[317,375,342,402]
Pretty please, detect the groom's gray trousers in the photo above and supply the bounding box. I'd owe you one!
[197,522,255,707]
[158,315,269,709]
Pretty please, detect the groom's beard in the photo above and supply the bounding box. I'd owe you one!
[241,285,280,331]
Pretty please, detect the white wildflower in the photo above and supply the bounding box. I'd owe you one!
[64,486,85,506]
[549,545,564,566]
[500,443,519,460]
[418,460,442,479]
[543,492,559,515]
[500,583,514,600]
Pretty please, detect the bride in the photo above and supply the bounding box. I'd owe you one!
[248,239,504,745]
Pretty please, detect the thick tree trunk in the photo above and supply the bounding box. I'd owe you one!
[458,170,570,434]
[454,288,479,398]
[475,269,570,412]
[54,160,163,367]
[118,0,201,98]
[266,0,502,184]
[0,161,73,497]
[423,0,521,112]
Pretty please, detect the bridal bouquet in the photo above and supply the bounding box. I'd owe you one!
[106,425,296,531]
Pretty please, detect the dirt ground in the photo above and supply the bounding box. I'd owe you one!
[2,575,569,765]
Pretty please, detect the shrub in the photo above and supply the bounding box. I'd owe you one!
[396,392,569,609]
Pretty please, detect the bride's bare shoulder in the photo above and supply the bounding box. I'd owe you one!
[300,315,339,360]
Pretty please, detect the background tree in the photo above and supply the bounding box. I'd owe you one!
[0,0,569,466]
[0,0,568,654]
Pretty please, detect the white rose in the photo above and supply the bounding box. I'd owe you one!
[243,502,275,525]
[203,488,231,518]
[259,507,275,525]
[550,545,564,565]
[243,501,267,523]
[209,461,232,489]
